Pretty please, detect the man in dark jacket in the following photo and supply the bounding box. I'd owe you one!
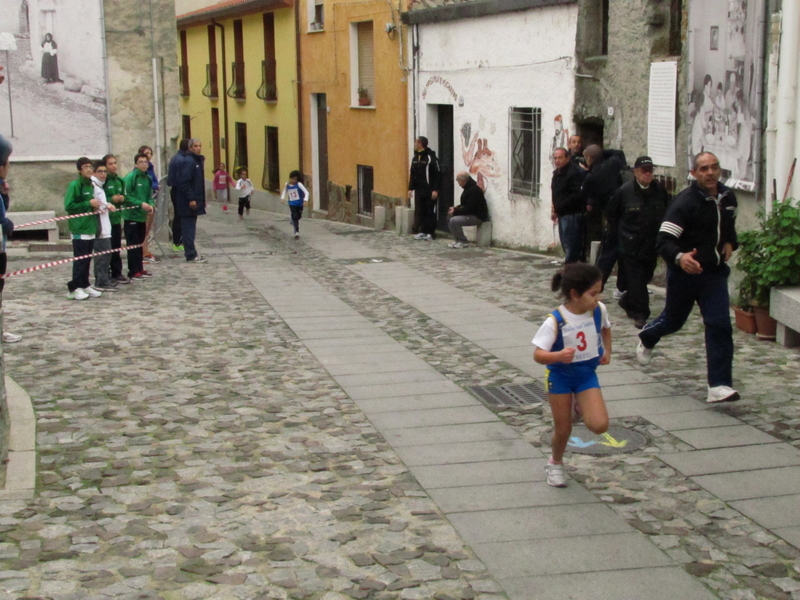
[172,138,207,263]
[408,136,440,241]
[605,156,668,328]
[551,147,586,263]
[447,172,488,249]
[166,139,190,252]
[637,152,739,404]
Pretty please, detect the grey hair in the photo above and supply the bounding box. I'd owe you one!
[691,151,717,170]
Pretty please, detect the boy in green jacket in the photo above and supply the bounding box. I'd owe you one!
[64,157,102,300]
[122,153,155,280]
[102,154,130,284]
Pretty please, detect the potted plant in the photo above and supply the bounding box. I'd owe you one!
[357,87,371,106]
[734,200,800,340]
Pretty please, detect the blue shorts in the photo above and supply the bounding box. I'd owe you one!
[545,364,600,395]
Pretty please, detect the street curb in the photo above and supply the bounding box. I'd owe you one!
[1,376,35,500]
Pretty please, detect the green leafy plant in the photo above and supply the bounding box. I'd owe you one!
[357,87,370,99]
[736,200,800,307]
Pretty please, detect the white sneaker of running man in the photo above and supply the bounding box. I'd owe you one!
[68,288,89,300]
[707,385,740,404]
[413,233,427,240]
[613,289,627,300]
[83,286,103,298]
[545,462,567,488]
[636,340,652,365]
[2,332,21,343]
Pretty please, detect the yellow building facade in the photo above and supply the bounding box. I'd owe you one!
[298,0,410,225]
[177,0,299,212]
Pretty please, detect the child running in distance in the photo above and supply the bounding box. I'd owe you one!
[235,167,253,219]
[280,170,309,239]
[213,163,232,213]
[532,263,611,488]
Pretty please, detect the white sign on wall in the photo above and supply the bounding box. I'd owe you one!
[648,61,678,167]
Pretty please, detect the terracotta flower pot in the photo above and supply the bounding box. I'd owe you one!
[733,306,758,334]
[752,304,777,340]
[358,97,370,106]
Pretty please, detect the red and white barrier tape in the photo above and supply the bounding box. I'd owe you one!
[14,206,151,230]
[1,244,144,279]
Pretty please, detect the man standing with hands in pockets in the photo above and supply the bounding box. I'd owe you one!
[636,152,739,404]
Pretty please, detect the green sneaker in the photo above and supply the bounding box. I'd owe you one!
[172,244,184,252]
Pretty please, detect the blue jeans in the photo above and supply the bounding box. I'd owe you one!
[639,263,733,387]
[558,213,584,263]
[181,215,198,260]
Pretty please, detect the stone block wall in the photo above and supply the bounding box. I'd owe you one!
[319,181,400,230]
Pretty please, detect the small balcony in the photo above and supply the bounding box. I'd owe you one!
[201,64,219,99]
[226,62,245,100]
[256,60,277,102]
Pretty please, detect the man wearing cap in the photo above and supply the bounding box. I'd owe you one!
[637,151,739,405]
[605,156,669,328]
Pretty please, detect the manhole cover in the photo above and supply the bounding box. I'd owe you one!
[339,257,392,264]
[469,382,546,407]
[541,425,649,455]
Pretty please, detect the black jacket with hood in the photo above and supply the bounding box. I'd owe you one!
[453,176,489,222]
[408,147,440,193]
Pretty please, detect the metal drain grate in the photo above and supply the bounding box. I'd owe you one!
[469,382,547,407]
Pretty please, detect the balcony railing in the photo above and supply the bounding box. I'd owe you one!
[179,65,189,97]
[226,61,245,100]
[256,60,277,102]
[201,64,219,99]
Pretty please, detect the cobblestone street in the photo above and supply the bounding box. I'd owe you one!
[0,208,799,600]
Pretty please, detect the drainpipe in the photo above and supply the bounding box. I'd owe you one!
[99,1,114,154]
[765,12,780,203]
[213,19,230,173]
[295,0,304,175]
[148,0,163,176]
[775,3,799,204]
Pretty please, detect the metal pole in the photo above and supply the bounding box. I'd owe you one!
[5,50,14,138]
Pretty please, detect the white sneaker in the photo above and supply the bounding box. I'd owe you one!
[423,234,433,241]
[613,289,627,300]
[413,233,427,240]
[2,332,21,343]
[636,341,652,365]
[68,288,89,300]
[448,241,468,249]
[545,462,567,488]
[83,286,102,298]
[707,385,740,404]
[189,255,207,263]
[294,232,300,239]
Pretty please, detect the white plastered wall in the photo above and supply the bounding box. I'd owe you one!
[415,4,578,250]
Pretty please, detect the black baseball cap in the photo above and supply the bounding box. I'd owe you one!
[634,156,654,169]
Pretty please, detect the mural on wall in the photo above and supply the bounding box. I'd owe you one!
[550,114,569,167]
[460,122,500,191]
[687,0,763,191]
[0,0,109,159]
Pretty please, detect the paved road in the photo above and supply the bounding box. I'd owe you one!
[0,207,799,600]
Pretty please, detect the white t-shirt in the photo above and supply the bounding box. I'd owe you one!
[235,178,254,198]
[91,176,112,239]
[532,303,610,363]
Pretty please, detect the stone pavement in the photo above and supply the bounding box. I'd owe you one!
[0,207,798,600]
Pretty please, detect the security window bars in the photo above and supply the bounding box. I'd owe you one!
[234,122,248,172]
[509,107,542,196]
[263,126,280,191]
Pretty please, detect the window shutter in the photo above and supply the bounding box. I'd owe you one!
[357,22,375,99]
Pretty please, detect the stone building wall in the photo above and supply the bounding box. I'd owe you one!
[324,182,401,230]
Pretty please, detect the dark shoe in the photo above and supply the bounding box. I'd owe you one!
[634,319,647,330]
[114,275,132,284]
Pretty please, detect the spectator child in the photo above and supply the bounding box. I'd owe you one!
[213,163,232,213]
[122,154,155,280]
[532,263,612,487]
[102,154,131,284]
[90,161,118,292]
[138,145,160,264]
[280,170,309,239]
[235,168,253,219]
[64,158,103,300]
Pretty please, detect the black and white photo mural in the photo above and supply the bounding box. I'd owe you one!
[688,0,764,192]
[0,0,110,159]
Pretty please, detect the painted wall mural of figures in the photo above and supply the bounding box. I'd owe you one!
[460,122,500,191]
[687,0,763,191]
[0,0,109,159]
[550,114,568,168]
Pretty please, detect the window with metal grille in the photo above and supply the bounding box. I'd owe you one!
[357,165,373,215]
[202,25,218,98]
[509,107,542,196]
[227,20,245,99]
[256,13,277,101]
[263,126,280,191]
[234,122,248,172]
[182,115,191,140]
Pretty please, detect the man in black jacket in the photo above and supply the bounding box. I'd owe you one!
[551,147,586,263]
[447,172,488,248]
[637,152,739,404]
[408,136,440,241]
[605,156,668,328]
[172,139,207,263]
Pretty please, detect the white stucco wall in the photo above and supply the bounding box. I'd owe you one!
[414,4,578,250]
